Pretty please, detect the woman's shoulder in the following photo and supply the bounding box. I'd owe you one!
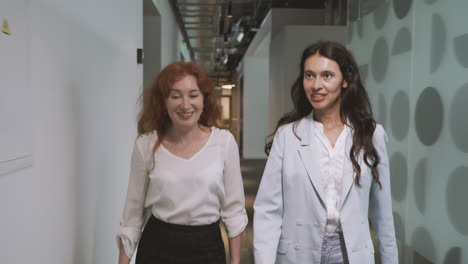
[277,122,295,134]
[276,118,305,138]
[373,123,388,143]
[136,130,158,147]
[210,127,236,143]
[138,129,158,139]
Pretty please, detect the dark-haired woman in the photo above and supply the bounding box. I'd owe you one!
[253,41,398,264]
[117,62,247,264]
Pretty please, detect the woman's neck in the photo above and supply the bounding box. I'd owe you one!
[313,109,344,130]
[166,124,209,143]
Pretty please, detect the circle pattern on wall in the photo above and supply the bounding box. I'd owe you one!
[450,83,468,152]
[393,212,405,264]
[347,22,354,44]
[377,93,387,128]
[411,227,435,263]
[393,0,413,19]
[393,212,405,242]
[391,90,410,141]
[390,152,408,201]
[373,1,389,30]
[443,247,462,264]
[454,33,468,68]
[447,167,468,235]
[431,14,447,73]
[357,19,363,39]
[392,27,412,55]
[414,158,428,214]
[371,37,389,83]
[415,87,444,146]
[358,64,369,83]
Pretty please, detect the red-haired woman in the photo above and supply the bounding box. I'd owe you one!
[117,62,247,264]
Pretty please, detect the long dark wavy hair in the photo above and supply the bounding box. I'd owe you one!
[137,62,222,168]
[265,41,381,188]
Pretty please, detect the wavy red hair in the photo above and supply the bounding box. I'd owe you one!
[137,62,222,166]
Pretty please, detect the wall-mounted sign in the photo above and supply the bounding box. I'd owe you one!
[2,19,11,35]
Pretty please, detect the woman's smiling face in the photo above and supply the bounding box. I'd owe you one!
[165,74,204,130]
[303,53,348,115]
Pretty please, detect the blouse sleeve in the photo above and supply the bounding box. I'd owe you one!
[220,132,248,238]
[116,138,150,259]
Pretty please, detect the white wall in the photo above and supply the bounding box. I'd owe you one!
[154,0,183,68]
[270,8,325,38]
[241,8,346,158]
[143,14,161,86]
[242,57,270,159]
[241,11,271,159]
[0,0,32,175]
[0,0,181,263]
[0,0,142,263]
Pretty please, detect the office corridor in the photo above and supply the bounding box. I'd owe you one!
[220,159,267,264]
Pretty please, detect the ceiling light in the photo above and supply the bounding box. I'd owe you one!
[236,32,244,42]
[227,1,233,18]
[222,84,235,89]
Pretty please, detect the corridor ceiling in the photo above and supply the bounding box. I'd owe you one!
[169,0,327,85]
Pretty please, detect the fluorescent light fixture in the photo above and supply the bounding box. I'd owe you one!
[227,1,232,18]
[236,32,244,42]
[222,84,235,89]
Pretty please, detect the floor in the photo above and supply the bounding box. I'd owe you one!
[221,159,267,264]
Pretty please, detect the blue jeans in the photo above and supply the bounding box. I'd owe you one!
[320,232,349,264]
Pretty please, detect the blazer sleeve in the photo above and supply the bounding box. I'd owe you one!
[253,127,285,264]
[369,125,399,264]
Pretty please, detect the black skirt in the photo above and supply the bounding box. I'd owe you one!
[136,215,226,264]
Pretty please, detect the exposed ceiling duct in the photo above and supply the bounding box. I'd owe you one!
[170,0,330,85]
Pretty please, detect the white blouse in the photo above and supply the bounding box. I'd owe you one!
[117,127,248,259]
[312,120,350,233]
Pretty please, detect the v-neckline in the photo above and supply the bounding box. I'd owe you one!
[160,127,214,161]
[313,121,347,150]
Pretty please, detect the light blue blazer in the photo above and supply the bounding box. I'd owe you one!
[253,114,398,264]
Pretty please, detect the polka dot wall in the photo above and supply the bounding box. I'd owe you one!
[347,0,468,263]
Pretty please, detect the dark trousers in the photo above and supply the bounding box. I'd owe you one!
[136,215,226,264]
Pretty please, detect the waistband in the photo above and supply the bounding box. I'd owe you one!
[148,215,220,232]
[323,231,343,239]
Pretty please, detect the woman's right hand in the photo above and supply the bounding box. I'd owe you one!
[118,252,129,264]
[118,240,130,264]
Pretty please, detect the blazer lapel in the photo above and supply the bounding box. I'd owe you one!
[297,116,326,203]
[340,129,355,209]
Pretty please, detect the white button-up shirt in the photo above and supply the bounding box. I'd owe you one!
[312,120,350,233]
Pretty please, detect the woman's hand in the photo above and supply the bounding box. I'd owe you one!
[228,233,242,264]
[118,239,130,264]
